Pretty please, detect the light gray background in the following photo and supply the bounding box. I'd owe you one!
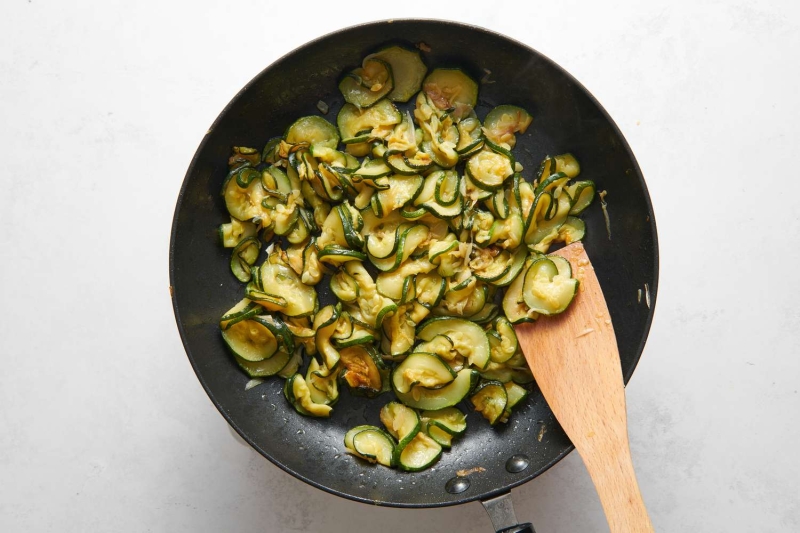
[2,0,798,531]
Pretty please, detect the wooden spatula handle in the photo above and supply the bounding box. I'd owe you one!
[582,435,653,533]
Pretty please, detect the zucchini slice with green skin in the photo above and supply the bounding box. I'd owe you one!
[355,158,393,180]
[491,246,528,287]
[344,425,375,450]
[330,269,360,303]
[499,382,530,423]
[221,318,278,362]
[257,260,317,317]
[220,217,258,248]
[489,317,518,363]
[230,237,261,282]
[220,299,261,329]
[369,224,429,272]
[423,419,453,448]
[557,216,586,244]
[337,99,402,143]
[339,345,388,396]
[283,374,332,417]
[352,427,397,466]
[382,304,417,356]
[422,407,467,436]
[422,68,479,110]
[284,116,340,149]
[394,369,479,411]
[467,149,514,192]
[372,174,424,216]
[482,105,533,151]
[306,358,340,406]
[222,167,271,224]
[456,113,484,155]
[314,304,341,370]
[380,401,421,453]
[555,153,581,178]
[502,256,540,324]
[521,257,579,315]
[417,317,491,369]
[470,380,508,425]
[339,58,394,108]
[398,432,443,472]
[318,245,367,265]
[528,192,572,253]
[277,348,303,379]
[566,180,596,215]
[392,352,457,394]
[235,348,292,379]
[368,45,427,103]
[469,303,500,325]
[415,271,446,308]
[375,258,436,300]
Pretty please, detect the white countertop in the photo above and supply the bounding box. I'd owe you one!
[2,1,799,531]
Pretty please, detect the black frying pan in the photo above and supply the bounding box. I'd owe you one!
[169,19,658,532]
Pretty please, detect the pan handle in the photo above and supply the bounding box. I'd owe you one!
[481,492,536,533]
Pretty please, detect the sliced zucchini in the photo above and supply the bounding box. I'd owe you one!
[314,304,341,370]
[234,348,292,379]
[394,368,478,411]
[521,257,579,315]
[456,113,484,155]
[318,245,367,265]
[372,174,424,215]
[223,167,271,224]
[566,180,596,215]
[502,256,539,324]
[339,58,394,108]
[339,345,387,396]
[352,427,396,467]
[482,105,533,151]
[285,115,339,149]
[467,149,514,191]
[257,260,317,316]
[470,380,508,425]
[423,419,453,448]
[423,68,479,110]
[417,317,491,369]
[221,318,278,362]
[220,217,257,248]
[330,269,359,303]
[557,216,586,244]
[382,304,417,356]
[369,45,427,102]
[220,298,261,329]
[375,258,436,300]
[337,99,402,143]
[489,317,518,363]
[355,158,392,180]
[498,382,529,423]
[284,373,332,417]
[421,407,467,436]
[392,352,457,394]
[230,236,261,282]
[398,432,442,471]
[277,348,303,379]
[306,358,339,406]
[380,401,421,452]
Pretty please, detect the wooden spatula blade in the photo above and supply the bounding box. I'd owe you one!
[516,242,654,533]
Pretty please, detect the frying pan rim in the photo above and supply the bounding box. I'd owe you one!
[169,17,659,508]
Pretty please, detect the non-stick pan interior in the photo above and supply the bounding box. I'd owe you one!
[170,19,658,507]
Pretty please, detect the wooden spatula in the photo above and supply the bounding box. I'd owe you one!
[515,242,654,532]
